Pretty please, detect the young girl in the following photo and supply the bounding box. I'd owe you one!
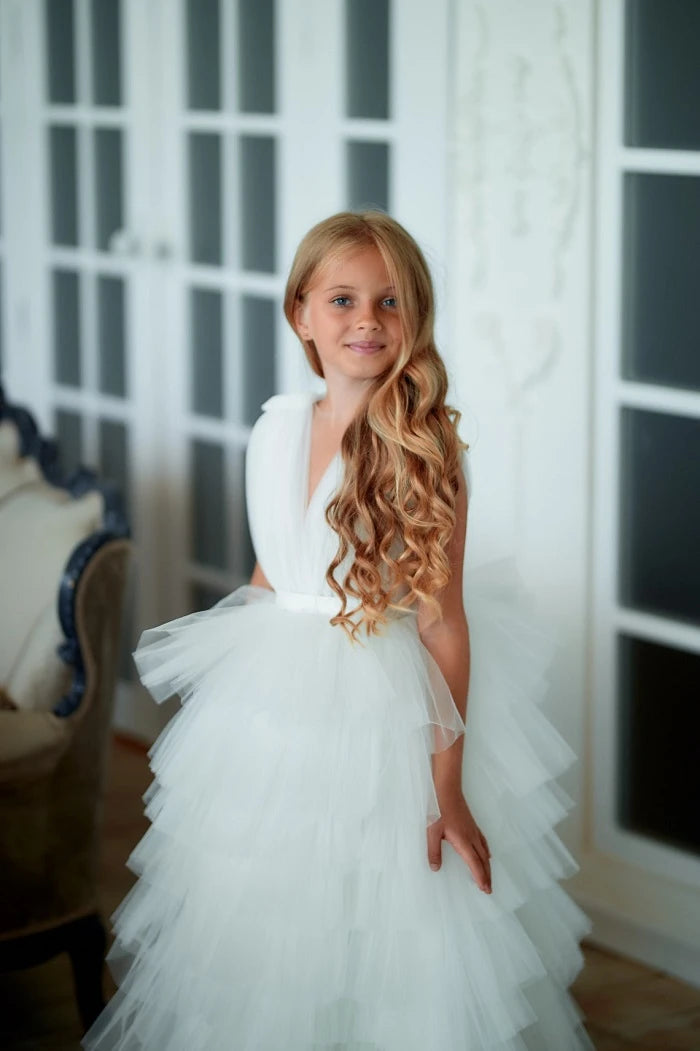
[82,211,594,1050]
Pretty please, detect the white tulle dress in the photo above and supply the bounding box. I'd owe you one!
[82,390,594,1050]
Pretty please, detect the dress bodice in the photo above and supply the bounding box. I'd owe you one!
[245,391,345,599]
[245,390,472,604]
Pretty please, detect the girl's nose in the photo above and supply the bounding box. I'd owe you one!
[357,303,380,328]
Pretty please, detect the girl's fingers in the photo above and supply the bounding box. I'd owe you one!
[436,815,492,893]
[472,851,491,893]
[454,841,491,894]
[471,835,492,891]
[474,841,492,890]
[426,819,444,871]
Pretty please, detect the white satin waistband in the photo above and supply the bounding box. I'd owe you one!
[274,589,343,615]
[272,589,416,626]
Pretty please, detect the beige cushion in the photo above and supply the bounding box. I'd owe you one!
[0,707,72,780]
[0,484,104,689]
[0,421,43,501]
[5,603,73,712]
[0,685,17,710]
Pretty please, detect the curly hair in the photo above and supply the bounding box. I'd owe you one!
[283,211,469,643]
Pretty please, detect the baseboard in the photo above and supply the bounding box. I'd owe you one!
[574,891,700,988]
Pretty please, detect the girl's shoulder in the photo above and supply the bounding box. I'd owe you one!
[260,390,318,415]
[247,390,317,458]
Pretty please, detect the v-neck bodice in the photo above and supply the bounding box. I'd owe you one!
[245,389,472,607]
[245,391,351,601]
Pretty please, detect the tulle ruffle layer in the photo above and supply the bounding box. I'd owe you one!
[82,557,593,1050]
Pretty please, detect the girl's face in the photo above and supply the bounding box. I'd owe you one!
[294,245,403,381]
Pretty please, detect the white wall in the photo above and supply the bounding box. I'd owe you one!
[447,0,594,858]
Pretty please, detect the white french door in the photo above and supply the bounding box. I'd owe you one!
[0,0,451,739]
[588,0,700,979]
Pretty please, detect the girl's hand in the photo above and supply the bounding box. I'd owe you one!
[426,789,492,894]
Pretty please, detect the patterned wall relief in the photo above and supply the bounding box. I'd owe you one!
[453,0,590,420]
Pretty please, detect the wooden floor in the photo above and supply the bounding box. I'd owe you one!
[1,734,699,1050]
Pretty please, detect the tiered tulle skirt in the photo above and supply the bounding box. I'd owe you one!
[82,557,594,1050]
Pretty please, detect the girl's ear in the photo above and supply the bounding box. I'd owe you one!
[294,295,311,340]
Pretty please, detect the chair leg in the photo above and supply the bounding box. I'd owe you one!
[65,911,107,1032]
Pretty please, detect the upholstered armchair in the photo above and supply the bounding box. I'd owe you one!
[0,385,132,1032]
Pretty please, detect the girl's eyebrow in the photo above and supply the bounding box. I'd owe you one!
[323,284,396,292]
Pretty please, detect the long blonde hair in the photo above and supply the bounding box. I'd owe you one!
[284,211,468,642]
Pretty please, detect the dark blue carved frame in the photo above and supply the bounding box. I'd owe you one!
[0,383,131,718]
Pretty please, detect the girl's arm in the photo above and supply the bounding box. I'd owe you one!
[249,561,274,590]
[417,466,492,893]
[416,464,470,799]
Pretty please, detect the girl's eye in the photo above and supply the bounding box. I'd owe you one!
[329,295,397,308]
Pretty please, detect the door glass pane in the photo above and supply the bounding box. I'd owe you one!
[186,0,220,111]
[345,0,389,119]
[91,0,121,106]
[239,136,276,273]
[97,426,136,684]
[238,447,257,577]
[99,418,130,515]
[189,133,222,265]
[98,275,126,397]
[46,0,75,104]
[347,141,389,211]
[191,288,224,418]
[95,128,123,251]
[624,0,700,150]
[618,633,699,855]
[622,173,700,392]
[54,409,83,477]
[619,407,700,626]
[238,0,275,113]
[191,440,227,568]
[50,126,78,246]
[52,270,81,387]
[241,296,275,426]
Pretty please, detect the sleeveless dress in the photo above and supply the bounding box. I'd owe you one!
[82,390,594,1051]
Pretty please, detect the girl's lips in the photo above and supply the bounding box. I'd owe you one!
[347,341,384,354]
